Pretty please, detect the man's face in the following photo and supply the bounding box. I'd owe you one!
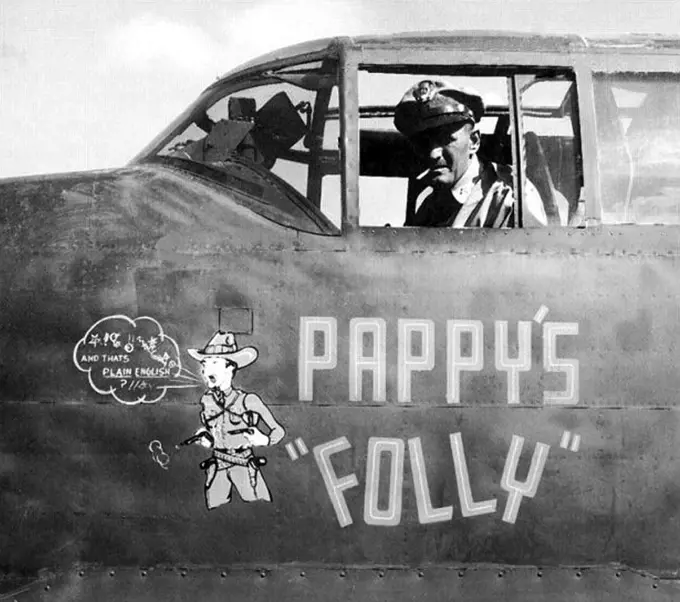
[411,122,480,189]
[201,357,236,391]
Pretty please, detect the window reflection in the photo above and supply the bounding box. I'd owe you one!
[153,62,342,234]
[594,73,680,225]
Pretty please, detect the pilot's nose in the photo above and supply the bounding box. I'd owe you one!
[428,145,446,166]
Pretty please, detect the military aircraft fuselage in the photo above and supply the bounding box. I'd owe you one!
[2,31,680,601]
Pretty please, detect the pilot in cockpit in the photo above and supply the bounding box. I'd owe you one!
[394,80,547,228]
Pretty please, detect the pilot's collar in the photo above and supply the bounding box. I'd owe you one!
[450,155,481,205]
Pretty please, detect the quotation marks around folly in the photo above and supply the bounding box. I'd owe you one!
[286,438,310,461]
[73,315,200,404]
[560,430,581,452]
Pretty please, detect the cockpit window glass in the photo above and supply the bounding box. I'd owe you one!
[594,73,680,225]
[520,74,583,226]
[357,68,583,229]
[328,86,340,110]
[357,72,507,228]
[151,62,341,235]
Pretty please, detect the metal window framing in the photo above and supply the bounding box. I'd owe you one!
[339,45,360,230]
[507,74,526,228]
[574,56,602,225]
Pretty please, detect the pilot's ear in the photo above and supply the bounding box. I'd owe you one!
[469,127,481,154]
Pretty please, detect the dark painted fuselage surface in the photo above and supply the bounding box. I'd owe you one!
[2,31,680,602]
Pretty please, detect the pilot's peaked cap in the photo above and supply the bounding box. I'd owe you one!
[394,80,485,137]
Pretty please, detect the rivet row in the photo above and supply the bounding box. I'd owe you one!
[48,566,664,587]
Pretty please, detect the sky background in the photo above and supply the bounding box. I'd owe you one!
[0,0,677,177]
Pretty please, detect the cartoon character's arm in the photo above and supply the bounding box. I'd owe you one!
[179,429,214,448]
[181,400,214,448]
[243,393,285,446]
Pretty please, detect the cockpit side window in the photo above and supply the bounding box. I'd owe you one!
[519,74,583,226]
[356,67,583,229]
[594,72,680,225]
[151,61,341,235]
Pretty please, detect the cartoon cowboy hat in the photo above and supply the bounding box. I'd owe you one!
[187,330,258,368]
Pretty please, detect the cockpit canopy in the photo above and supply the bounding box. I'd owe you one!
[133,33,680,233]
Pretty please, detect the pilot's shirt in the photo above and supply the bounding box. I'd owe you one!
[412,156,547,228]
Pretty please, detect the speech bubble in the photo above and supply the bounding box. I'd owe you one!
[73,314,198,404]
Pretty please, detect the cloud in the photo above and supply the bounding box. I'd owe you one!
[107,14,223,75]
[218,0,369,70]
[0,41,27,64]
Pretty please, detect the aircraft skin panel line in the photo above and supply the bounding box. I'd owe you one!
[3,29,680,601]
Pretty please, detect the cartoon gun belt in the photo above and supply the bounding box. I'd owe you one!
[200,448,267,493]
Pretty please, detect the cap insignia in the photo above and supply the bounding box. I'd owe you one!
[413,80,437,104]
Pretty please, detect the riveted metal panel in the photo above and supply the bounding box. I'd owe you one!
[5,567,680,602]
[3,403,680,574]
[7,30,680,602]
